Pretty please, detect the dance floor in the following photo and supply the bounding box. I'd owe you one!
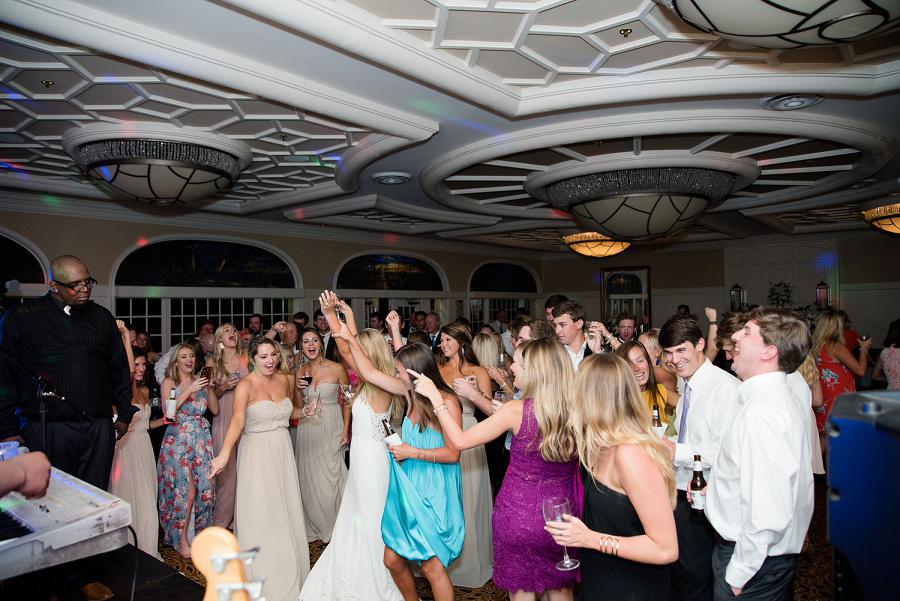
[158,476,833,600]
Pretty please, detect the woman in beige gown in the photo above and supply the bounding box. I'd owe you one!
[295,327,350,543]
[209,337,317,601]
[110,351,164,559]
[437,322,494,588]
[206,323,249,529]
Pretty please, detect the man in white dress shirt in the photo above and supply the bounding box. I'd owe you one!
[551,300,591,371]
[704,306,813,600]
[659,314,742,601]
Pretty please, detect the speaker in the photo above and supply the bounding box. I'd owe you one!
[828,390,900,601]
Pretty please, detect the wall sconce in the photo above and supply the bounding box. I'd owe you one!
[816,281,830,311]
[730,283,746,312]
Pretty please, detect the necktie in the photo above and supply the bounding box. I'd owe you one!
[431,335,436,347]
[677,382,692,444]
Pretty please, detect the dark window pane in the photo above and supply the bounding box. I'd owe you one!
[116,299,129,315]
[470,263,537,293]
[337,255,442,291]
[116,240,295,288]
[0,236,44,285]
[606,273,643,295]
[148,298,162,313]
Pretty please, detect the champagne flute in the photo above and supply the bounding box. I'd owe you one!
[542,497,580,571]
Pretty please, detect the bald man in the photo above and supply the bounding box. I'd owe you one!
[0,255,133,600]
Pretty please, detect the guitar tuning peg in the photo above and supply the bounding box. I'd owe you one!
[210,546,261,573]
[216,579,265,601]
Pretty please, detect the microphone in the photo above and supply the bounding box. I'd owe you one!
[40,389,66,401]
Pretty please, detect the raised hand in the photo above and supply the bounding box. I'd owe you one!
[386,310,401,331]
[705,307,717,322]
[407,369,440,405]
[319,290,339,316]
[274,321,287,332]
[451,377,480,402]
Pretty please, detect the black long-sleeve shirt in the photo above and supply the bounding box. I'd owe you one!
[0,293,135,439]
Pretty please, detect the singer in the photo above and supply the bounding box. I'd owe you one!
[0,255,134,601]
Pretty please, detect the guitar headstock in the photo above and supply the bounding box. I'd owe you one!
[192,526,261,601]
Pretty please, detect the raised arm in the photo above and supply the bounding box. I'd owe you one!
[831,339,871,377]
[415,369,522,451]
[335,298,359,337]
[320,291,356,372]
[386,310,404,353]
[117,319,136,376]
[331,315,407,397]
[704,307,719,361]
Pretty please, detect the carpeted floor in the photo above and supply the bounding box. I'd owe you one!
[161,476,833,600]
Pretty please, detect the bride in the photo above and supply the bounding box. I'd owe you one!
[299,291,404,601]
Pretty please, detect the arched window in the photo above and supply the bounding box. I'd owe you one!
[470,263,538,293]
[117,240,295,288]
[337,254,442,291]
[0,234,45,286]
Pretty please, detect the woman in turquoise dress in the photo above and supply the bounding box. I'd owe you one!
[334,325,464,601]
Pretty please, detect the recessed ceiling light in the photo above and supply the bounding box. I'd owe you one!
[371,172,412,185]
[759,94,825,111]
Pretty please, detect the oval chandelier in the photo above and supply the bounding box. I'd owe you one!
[860,196,900,234]
[546,167,735,241]
[657,0,899,49]
[563,232,631,258]
[63,123,252,206]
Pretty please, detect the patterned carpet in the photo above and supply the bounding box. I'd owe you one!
[161,476,833,600]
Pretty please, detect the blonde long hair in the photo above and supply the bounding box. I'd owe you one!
[165,342,196,382]
[810,311,847,360]
[211,323,246,378]
[572,354,676,508]
[356,328,403,420]
[472,332,500,369]
[516,338,576,463]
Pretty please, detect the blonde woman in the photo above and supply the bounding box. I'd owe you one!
[299,291,403,601]
[472,331,500,374]
[157,342,218,558]
[415,337,580,601]
[811,311,871,438]
[547,354,677,599]
[206,323,248,529]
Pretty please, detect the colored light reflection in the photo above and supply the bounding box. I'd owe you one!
[136,237,149,247]
[382,233,400,244]
[292,208,304,220]
[40,194,62,207]
[145,286,163,298]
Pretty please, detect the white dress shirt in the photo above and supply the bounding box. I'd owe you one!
[501,329,514,357]
[154,345,175,385]
[564,339,589,371]
[706,371,814,589]
[672,358,742,491]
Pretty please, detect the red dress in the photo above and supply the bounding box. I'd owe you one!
[815,343,855,433]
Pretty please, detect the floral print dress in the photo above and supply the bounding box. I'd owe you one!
[815,343,855,433]
[157,386,215,548]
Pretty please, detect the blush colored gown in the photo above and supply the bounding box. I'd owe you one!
[211,362,249,529]
[110,403,161,559]
[491,398,580,594]
[157,387,214,549]
[235,399,309,601]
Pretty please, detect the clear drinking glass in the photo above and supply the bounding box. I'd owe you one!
[542,497,580,571]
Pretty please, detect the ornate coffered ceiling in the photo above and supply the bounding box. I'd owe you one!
[1,0,899,254]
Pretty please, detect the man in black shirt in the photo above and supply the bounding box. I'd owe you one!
[0,255,134,601]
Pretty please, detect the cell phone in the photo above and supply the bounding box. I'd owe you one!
[199,366,213,380]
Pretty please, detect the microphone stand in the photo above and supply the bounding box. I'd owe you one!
[0,345,87,455]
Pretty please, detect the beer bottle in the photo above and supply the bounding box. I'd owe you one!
[652,404,662,428]
[690,454,706,511]
[382,419,395,437]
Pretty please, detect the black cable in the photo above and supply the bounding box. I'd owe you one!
[127,525,139,601]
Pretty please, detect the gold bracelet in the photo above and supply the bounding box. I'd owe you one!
[434,403,448,414]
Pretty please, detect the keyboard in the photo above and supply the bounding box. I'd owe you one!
[0,468,132,578]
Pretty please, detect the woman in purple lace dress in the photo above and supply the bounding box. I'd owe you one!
[418,337,580,600]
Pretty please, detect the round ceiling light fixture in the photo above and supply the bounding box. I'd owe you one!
[860,196,900,234]
[657,0,898,48]
[562,232,631,258]
[371,172,412,185]
[62,123,252,206]
[545,167,735,241]
[760,94,826,111]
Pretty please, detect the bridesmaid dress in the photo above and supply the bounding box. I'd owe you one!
[157,387,215,549]
[447,396,494,588]
[110,403,162,559]
[295,382,348,543]
[211,361,249,529]
[381,416,465,568]
[235,399,309,601]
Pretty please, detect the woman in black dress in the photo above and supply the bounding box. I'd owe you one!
[547,354,678,599]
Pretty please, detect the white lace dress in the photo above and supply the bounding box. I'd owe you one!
[298,391,403,601]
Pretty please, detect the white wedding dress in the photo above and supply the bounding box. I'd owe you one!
[298,391,403,601]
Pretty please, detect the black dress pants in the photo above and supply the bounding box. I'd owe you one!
[669,493,716,601]
[712,540,797,600]
[21,418,117,591]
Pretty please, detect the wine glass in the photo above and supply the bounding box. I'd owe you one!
[339,383,357,401]
[542,497,580,571]
[498,351,507,367]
